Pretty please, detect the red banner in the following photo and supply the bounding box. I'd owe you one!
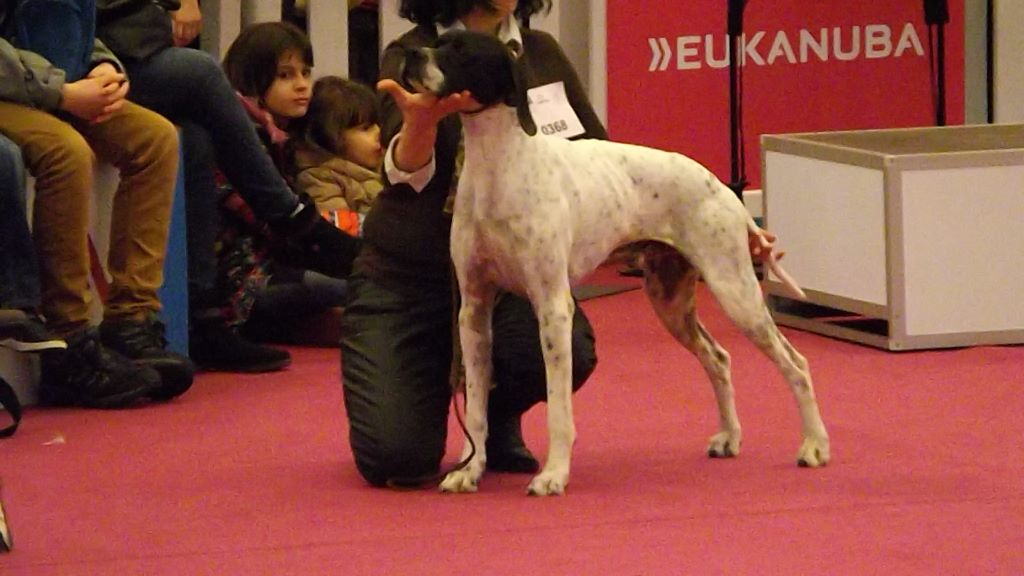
[606,1,965,188]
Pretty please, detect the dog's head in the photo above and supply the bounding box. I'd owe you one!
[402,30,537,135]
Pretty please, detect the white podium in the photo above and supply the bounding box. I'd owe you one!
[761,124,1024,350]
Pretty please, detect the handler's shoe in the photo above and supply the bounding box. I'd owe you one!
[486,414,540,474]
[100,315,194,401]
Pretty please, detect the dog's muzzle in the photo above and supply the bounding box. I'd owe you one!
[401,47,444,96]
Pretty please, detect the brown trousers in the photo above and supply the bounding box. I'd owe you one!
[0,100,178,336]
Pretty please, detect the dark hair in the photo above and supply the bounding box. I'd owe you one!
[222,21,314,99]
[399,0,551,26]
[296,76,380,157]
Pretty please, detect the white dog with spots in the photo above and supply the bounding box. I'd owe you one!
[401,31,830,496]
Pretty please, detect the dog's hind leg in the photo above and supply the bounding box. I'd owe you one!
[643,249,743,458]
[700,264,830,467]
[440,284,498,493]
[526,285,577,496]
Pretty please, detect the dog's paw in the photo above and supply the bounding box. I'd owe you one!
[707,430,742,458]
[796,437,830,468]
[526,470,569,496]
[439,467,483,493]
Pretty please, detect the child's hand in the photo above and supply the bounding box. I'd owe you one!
[84,64,129,123]
[61,72,128,123]
[171,0,203,46]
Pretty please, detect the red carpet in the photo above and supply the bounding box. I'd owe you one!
[2,269,1023,575]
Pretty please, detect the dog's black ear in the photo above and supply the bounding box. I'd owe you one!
[507,51,537,136]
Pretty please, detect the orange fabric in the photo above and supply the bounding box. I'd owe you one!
[322,209,360,237]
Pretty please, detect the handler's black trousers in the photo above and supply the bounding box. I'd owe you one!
[340,272,597,487]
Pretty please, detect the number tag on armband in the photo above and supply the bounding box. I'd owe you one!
[527,82,585,139]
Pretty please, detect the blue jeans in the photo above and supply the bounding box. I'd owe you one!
[0,134,42,310]
[121,47,301,299]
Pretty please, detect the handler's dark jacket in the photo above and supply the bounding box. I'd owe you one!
[358,24,608,287]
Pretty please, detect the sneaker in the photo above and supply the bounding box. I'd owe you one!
[189,320,291,373]
[39,328,161,409]
[0,309,66,352]
[99,315,195,401]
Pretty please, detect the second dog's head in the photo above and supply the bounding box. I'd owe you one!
[401,30,537,135]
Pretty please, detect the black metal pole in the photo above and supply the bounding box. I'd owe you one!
[936,22,947,125]
[727,0,748,199]
[924,0,950,126]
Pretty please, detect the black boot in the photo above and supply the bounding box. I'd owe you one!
[39,327,161,409]
[269,193,362,279]
[486,413,540,474]
[100,315,195,401]
[189,320,291,373]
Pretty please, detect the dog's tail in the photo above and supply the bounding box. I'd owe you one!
[747,220,808,301]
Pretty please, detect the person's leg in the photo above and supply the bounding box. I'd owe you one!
[0,134,64,352]
[122,47,299,221]
[177,121,221,305]
[73,101,178,321]
[0,134,41,311]
[0,102,161,406]
[341,275,453,486]
[0,102,96,335]
[251,268,348,319]
[487,293,598,471]
[123,46,362,280]
[74,101,194,399]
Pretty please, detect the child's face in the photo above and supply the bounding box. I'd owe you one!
[341,123,383,170]
[263,50,312,121]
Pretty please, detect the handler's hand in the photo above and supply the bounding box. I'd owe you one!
[377,79,480,129]
[377,79,481,172]
[749,227,785,263]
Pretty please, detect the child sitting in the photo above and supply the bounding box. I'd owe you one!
[291,76,383,238]
[190,21,348,370]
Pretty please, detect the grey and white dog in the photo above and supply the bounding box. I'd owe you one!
[402,31,830,496]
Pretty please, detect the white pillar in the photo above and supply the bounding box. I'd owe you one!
[200,0,242,61]
[307,0,349,78]
[994,0,1024,122]
[380,0,414,49]
[241,0,281,26]
[588,0,607,127]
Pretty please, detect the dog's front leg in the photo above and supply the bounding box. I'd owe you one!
[440,288,495,493]
[527,290,577,496]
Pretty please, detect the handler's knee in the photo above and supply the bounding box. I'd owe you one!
[349,430,445,487]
